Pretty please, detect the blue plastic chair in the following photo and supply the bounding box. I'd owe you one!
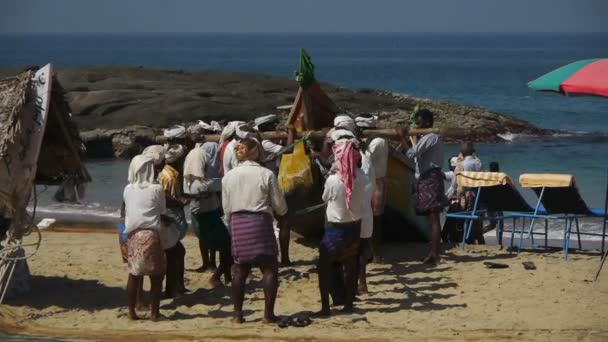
[446,172,546,251]
[519,173,608,260]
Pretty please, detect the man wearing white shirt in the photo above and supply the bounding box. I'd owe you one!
[355,115,389,264]
[316,136,366,317]
[254,114,295,265]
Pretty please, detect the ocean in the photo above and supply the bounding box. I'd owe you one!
[0,33,607,237]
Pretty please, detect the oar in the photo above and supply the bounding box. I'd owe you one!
[157,127,465,144]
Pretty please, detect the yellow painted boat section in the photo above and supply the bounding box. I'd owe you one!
[385,149,430,239]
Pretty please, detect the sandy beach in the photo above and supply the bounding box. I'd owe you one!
[0,228,607,341]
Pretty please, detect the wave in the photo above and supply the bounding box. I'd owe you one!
[27,202,120,224]
[497,130,608,143]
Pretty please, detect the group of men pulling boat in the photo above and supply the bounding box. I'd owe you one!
[119,108,447,322]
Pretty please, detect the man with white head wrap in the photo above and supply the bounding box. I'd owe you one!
[188,121,222,148]
[222,122,255,175]
[222,137,288,324]
[123,155,175,321]
[142,145,166,169]
[317,136,366,317]
[164,125,188,141]
[317,115,359,170]
[253,114,291,264]
[254,114,284,155]
[158,144,189,297]
[355,114,389,264]
[183,147,232,285]
[219,121,245,176]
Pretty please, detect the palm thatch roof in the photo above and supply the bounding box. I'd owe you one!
[0,68,90,186]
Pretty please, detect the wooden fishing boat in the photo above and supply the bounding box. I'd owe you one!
[277,50,428,241]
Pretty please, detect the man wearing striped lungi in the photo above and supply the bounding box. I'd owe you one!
[222,137,288,324]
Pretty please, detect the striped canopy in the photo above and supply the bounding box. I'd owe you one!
[456,171,513,188]
[528,58,608,97]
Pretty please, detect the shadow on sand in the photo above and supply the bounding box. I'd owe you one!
[5,275,125,311]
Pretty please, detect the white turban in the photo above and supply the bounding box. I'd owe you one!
[235,123,256,139]
[355,115,378,128]
[333,115,356,133]
[450,156,460,168]
[253,114,279,130]
[141,145,165,165]
[220,121,245,142]
[330,129,357,144]
[164,125,187,139]
[164,144,186,164]
[189,120,222,134]
[128,155,156,187]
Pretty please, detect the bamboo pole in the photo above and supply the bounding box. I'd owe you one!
[156,127,456,144]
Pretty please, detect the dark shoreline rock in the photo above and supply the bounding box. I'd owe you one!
[0,66,556,159]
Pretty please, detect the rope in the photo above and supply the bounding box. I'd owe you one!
[0,186,42,261]
[265,131,312,161]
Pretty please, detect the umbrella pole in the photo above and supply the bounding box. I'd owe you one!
[595,168,608,282]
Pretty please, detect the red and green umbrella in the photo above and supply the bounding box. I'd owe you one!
[528,58,608,97]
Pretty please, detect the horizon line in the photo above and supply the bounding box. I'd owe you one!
[2,31,607,35]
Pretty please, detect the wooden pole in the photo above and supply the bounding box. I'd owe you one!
[157,127,446,144]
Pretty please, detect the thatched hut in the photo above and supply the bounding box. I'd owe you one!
[0,66,90,237]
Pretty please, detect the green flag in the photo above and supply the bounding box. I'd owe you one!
[295,48,315,89]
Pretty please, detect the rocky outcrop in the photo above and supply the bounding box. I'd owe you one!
[80,126,159,159]
[0,67,556,158]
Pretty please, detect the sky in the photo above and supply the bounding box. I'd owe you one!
[1,0,607,33]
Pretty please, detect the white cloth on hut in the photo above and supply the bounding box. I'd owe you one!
[253,114,279,129]
[355,115,378,128]
[164,144,186,164]
[164,125,187,139]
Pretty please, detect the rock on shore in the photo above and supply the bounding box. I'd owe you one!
[1,67,556,158]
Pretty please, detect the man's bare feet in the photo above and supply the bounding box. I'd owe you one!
[194,265,208,273]
[372,256,384,264]
[340,305,355,314]
[231,315,245,324]
[357,286,369,296]
[312,309,331,317]
[224,274,232,284]
[262,315,279,324]
[163,291,181,299]
[135,303,150,312]
[209,276,221,288]
[150,314,165,322]
[422,255,440,265]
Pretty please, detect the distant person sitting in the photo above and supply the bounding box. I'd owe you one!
[442,156,464,243]
[457,143,485,245]
[485,161,504,245]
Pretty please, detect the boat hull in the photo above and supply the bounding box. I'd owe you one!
[286,148,429,241]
